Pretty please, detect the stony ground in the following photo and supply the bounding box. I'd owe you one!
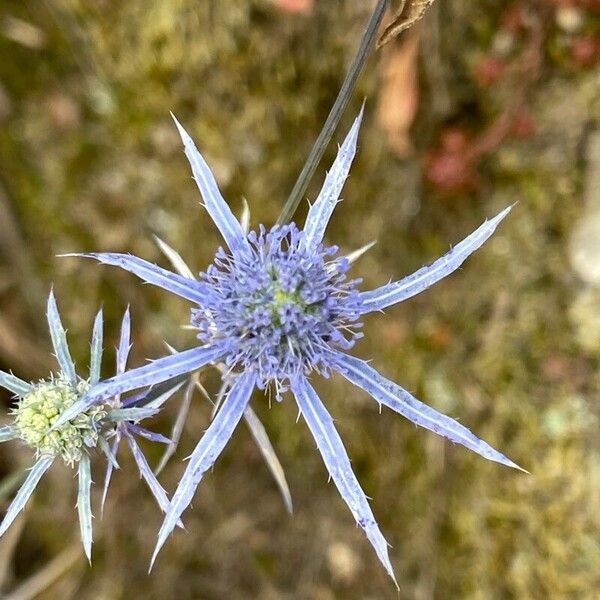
[0,1,599,598]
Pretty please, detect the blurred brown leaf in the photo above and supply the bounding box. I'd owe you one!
[1,16,46,50]
[272,0,314,14]
[0,83,11,121]
[0,511,25,592]
[376,28,421,158]
[4,543,82,600]
[377,0,436,48]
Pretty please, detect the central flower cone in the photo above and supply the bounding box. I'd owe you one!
[14,379,105,465]
[191,223,364,393]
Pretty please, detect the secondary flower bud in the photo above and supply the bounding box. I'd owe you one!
[13,378,105,465]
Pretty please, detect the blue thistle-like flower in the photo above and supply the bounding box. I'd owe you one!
[59,107,523,584]
[193,222,363,396]
[0,293,178,561]
[152,235,293,513]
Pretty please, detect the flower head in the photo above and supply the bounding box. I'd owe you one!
[152,235,294,513]
[61,108,523,585]
[13,377,103,465]
[0,294,178,561]
[194,222,363,395]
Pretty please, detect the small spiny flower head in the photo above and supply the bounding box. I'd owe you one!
[13,377,105,465]
[191,223,363,395]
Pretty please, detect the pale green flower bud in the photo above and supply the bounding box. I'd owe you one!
[14,379,106,465]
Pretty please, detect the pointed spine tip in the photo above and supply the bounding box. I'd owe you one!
[170,113,189,143]
[497,204,514,221]
[508,459,529,474]
[149,546,160,573]
[356,100,366,123]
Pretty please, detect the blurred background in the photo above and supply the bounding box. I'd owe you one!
[0,0,599,598]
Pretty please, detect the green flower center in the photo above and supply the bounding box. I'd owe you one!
[13,379,106,465]
[273,287,300,306]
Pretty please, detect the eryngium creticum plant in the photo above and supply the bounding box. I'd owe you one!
[0,293,179,561]
[57,107,524,585]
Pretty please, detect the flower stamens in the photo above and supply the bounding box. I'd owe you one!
[192,224,363,395]
[13,378,105,466]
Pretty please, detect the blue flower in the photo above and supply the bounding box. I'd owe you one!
[0,293,178,561]
[151,235,293,514]
[58,108,522,584]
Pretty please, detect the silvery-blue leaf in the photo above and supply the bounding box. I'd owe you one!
[359,207,512,313]
[100,433,121,516]
[108,407,160,423]
[119,388,147,408]
[144,381,185,410]
[150,371,255,569]
[171,114,250,255]
[335,352,524,471]
[121,376,186,408]
[291,376,397,588]
[154,375,195,476]
[89,308,103,385]
[0,426,17,443]
[98,434,119,470]
[77,453,93,562]
[0,455,53,537]
[0,371,32,396]
[63,253,206,305]
[128,423,171,445]
[46,291,77,384]
[123,431,182,528]
[52,345,224,429]
[121,373,187,410]
[303,106,363,249]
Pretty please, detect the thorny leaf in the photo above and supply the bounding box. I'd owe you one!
[376,28,421,158]
[377,0,436,48]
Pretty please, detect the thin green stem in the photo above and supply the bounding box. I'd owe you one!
[276,0,388,225]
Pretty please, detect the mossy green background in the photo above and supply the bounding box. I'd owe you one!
[0,1,599,598]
